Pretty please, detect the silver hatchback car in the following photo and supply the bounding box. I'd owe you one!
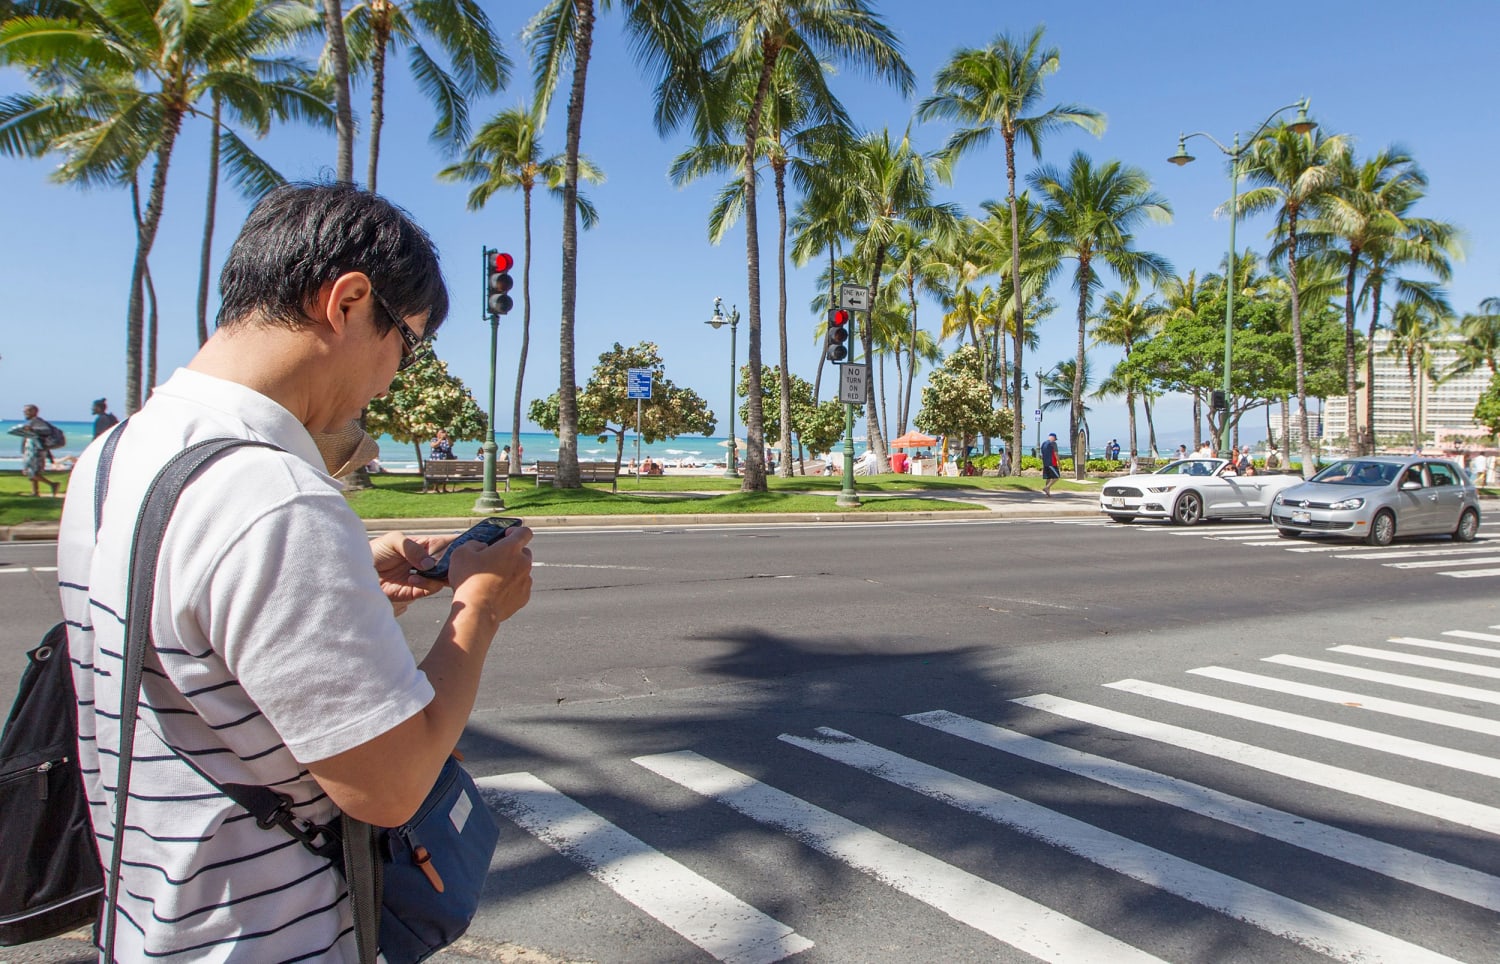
[1271,455,1481,545]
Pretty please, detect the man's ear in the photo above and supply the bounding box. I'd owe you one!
[317,273,374,336]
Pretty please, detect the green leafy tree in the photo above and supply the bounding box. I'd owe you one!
[735,364,853,472]
[529,341,715,475]
[365,354,489,468]
[917,25,1103,471]
[914,345,1013,460]
[1473,370,1500,440]
[1385,302,1450,448]
[1090,282,1164,458]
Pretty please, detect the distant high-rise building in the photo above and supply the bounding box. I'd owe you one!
[1321,332,1489,451]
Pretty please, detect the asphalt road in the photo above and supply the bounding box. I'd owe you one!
[4,515,1500,963]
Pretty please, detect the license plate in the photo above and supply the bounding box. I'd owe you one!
[1292,510,1310,524]
[1109,497,1125,508]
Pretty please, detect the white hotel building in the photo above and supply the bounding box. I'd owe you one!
[1319,331,1491,451]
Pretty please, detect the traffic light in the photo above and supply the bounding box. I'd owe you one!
[824,308,850,362]
[1211,388,1228,411]
[487,251,514,315]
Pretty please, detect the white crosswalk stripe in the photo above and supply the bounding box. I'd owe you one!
[481,625,1500,961]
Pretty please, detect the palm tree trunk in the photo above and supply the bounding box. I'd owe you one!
[737,42,781,493]
[1342,247,1359,453]
[1288,214,1314,476]
[864,249,890,471]
[1408,357,1418,445]
[1280,395,1290,454]
[1144,393,1158,456]
[1126,389,1137,459]
[1364,275,1385,452]
[1192,391,1202,448]
[511,186,534,475]
[774,161,792,477]
[557,0,595,489]
[1072,254,1090,479]
[125,111,184,414]
[321,0,354,184]
[196,92,221,347]
[903,275,917,435]
[1005,128,1026,479]
[879,353,890,445]
[367,17,389,193]
[145,264,158,396]
[813,240,834,402]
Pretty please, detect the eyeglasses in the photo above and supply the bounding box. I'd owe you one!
[370,287,433,372]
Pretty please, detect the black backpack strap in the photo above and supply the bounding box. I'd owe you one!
[93,418,128,536]
[100,437,281,960]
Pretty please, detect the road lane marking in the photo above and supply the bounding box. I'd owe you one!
[1331,646,1500,681]
[634,750,1163,964]
[1332,545,1500,560]
[1014,694,1500,835]
[1263,655,1500,706]
[1388,636,1500,659]
[906,710,1500,912]
[478,772,812,964]
[1106,678,1500,781]
[1385,556,1500,569]
[1441,567,1500,578]
[1446,630,1500,643]
[1188,666,1500,738]
[786,726,1466,964]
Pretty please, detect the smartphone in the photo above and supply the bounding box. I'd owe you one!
[414,517,523,581]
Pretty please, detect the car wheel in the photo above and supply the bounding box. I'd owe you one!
[1455,508,1480,543]
[1277,528,1300,539]
[1107,514,1137,524]
[1173,492,1203,526]
[1367,510,1396,547]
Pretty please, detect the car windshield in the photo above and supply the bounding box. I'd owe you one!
[1155,459,1223,477]
[1310,460,1398,486]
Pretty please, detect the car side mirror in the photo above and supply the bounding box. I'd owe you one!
[1400,480,1422,491]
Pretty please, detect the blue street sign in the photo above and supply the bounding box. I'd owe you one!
[627,368,653,400]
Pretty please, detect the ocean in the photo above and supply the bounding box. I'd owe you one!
[1,421,870,472]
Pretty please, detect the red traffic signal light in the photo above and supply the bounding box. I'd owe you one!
[824,308,850,362]
[486,249,514,315]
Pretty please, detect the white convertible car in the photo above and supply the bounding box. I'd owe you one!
[1099,458,1305,525]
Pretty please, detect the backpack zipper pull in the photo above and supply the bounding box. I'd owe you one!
[403,829,445,893]
[36,759,58,801]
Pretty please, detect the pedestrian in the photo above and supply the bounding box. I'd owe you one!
[12,403,60,496]
[56,183,535,961]
[429,428,455,460]
[1128,449,1139,474]
[1471,452,1488,486]
[1176,444,1189,461]
[91,397,119,438]
[1040,431,1060,497]
[1265,444,1282,471]
[998,446,1011,476]
[500,443,511,467]
[1196,439,1214,458]
[1238,446,1253,475]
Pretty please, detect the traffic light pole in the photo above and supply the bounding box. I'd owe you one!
[835,313,860,508]
[474,246,506,511]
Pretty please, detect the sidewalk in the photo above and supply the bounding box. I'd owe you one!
[0,490,1102,541]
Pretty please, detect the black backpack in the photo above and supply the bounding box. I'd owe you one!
[0,423,125,944]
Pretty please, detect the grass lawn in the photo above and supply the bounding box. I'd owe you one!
[0,471,71,525]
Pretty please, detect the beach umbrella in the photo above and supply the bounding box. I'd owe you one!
[889,431,938,449]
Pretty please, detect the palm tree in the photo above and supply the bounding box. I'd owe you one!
[790,127,862,403]
[1091,282,1164,458]
[1385,302,1450,448]
[525,0,699,487]
[1236,122,1348,475]
[688,0,913,492]
[322,0,356,182]
[1449,297,1500,379]
[845,127,959,472]
[1031,151,1172,477]
[0,0,325,413]
[1039,356,1093,454]
[343,0,510,192]
[438,105,603,480]
[917,26,1104,479]
[886,219,947,434]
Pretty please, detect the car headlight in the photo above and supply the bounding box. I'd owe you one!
[1274,493,1286,505]
[1329,497,1365,511]
[1146,485,1174,494]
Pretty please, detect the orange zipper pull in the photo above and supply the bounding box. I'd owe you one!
[413,846,445,892]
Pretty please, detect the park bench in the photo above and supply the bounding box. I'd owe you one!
[534,460,619,490]
[423,459,507,493]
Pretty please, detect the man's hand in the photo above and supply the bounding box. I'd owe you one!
[446,524,534,628]
[371,531,453,614]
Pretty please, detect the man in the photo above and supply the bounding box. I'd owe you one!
[13,403,60,496]
[91,398,119,438]
[1040,431,1060,497]
[57,183,534,961]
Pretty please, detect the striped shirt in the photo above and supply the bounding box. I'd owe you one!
[58,369,433,962]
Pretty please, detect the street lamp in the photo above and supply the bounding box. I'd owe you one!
[705,297,740,478]
[1169,99,1315,458]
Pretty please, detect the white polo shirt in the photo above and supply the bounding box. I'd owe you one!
[58,369,434,962]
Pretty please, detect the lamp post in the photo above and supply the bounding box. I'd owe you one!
[705,297,740,478]
[1168,100,1315,458]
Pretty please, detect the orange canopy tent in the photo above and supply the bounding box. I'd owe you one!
[889,431,938,450]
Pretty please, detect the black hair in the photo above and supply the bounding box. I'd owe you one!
[216,182,449,336]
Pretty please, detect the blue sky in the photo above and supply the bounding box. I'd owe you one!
[4,0,1497,452]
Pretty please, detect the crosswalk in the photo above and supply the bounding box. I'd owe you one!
[473,627,1500,962]
[1048,516,1500,578]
